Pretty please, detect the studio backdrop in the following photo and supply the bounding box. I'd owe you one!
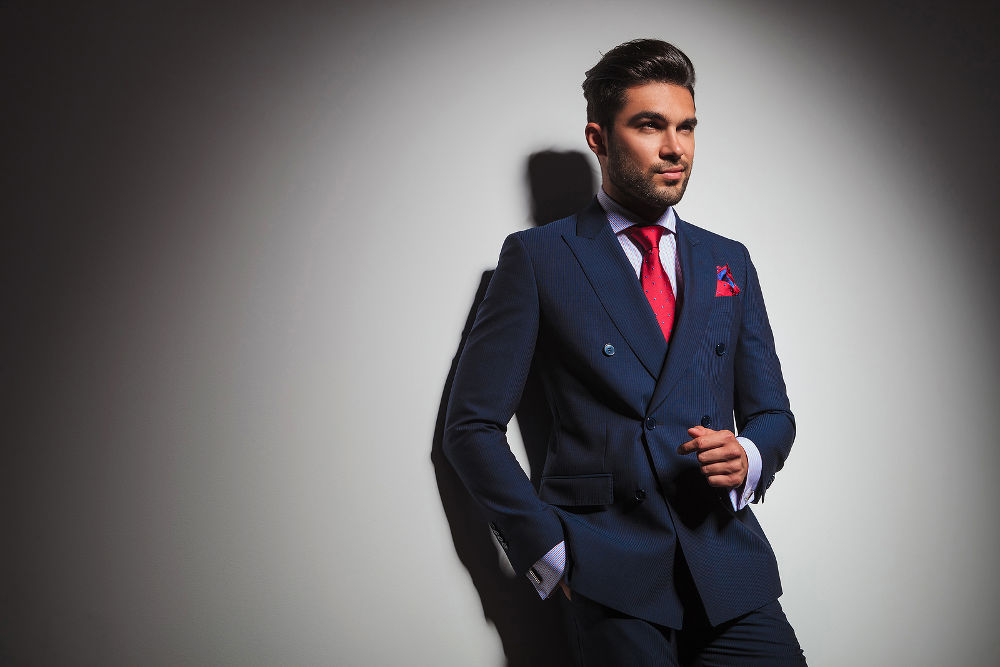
[3,1,998,665]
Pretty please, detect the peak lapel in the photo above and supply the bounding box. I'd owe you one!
[562,199,667,379]
[649,217,714,413]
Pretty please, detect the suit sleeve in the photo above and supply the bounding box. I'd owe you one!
[732,244,796,502]
[443,233,564,575]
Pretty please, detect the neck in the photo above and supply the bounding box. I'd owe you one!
[600,186,668,225]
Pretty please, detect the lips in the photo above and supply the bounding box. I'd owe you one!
[659,169,685,181]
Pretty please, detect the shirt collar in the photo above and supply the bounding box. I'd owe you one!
[597,188,676,236]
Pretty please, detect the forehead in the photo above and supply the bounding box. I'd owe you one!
[618,82,695,120]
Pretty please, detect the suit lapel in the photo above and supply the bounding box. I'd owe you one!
[649,216,714,413]
[562,199,667,379]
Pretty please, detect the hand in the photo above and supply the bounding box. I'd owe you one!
[677,425,748,489]
[559,579,572,601]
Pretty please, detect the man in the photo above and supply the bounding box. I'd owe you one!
[444,39,805,665]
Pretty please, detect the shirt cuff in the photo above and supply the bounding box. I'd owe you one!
[527,541,566,599]
[730,436,762,510]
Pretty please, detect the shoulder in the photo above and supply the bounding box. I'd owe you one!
[676,216,747,255]
[676,215,782,307]
[506,196,609,250]
[676,216,755,283]
[507,213,579,250]
[514,214,578,239]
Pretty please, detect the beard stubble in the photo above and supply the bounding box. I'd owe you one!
[606,137,692,216]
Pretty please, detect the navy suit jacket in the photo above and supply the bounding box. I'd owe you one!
[444,197,795,628]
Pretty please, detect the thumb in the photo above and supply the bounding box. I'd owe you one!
[687,425,707,436]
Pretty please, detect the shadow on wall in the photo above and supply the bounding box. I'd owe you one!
[431,151,595,667]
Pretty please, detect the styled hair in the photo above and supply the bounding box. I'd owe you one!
[582,38,696,129]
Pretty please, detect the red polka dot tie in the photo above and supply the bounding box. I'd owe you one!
[624,225,675,343]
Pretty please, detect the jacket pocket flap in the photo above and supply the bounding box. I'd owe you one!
[539,473,614,507]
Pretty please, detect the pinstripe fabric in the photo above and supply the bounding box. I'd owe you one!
[528,195,762,599]
[444,196,795,628]
[597,190,761,512]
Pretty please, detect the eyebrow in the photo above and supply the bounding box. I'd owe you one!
[627,111,698,128]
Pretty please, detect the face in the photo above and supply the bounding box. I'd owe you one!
[586,82,697,221]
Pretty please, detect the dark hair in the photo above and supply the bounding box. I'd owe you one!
[582,38,696,129]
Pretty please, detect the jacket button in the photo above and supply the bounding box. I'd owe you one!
[603,343,615,356]
[701,415,712,428]
[634,489,647,502]
[645,417,657,430]
[715,342,726,356]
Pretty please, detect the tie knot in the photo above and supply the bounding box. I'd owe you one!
[624,224,666,254]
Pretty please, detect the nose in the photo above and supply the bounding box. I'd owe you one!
[660,130,684,159]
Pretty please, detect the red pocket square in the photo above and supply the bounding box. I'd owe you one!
[715,265,741,296]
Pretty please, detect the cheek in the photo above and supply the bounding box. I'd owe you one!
[631,141,661,169]
[616,146,645,173]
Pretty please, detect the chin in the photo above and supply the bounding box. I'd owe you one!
[651,191,682,208]
[656,183,687,207]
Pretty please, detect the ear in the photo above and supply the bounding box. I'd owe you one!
[585,122,608,158]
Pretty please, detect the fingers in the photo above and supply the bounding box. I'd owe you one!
[676,425,710,453]
[675,426,747,489]
[700,460,743,477]
[676,427,735,455]
[704,472,747,488]
[696,443,741,465]
[702,453,747,488]
[677,429,716,454]
[559,580,572,601]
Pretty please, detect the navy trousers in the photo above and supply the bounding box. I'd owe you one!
[565,551,806,666]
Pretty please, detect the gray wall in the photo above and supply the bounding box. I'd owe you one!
[4,1,998,665]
